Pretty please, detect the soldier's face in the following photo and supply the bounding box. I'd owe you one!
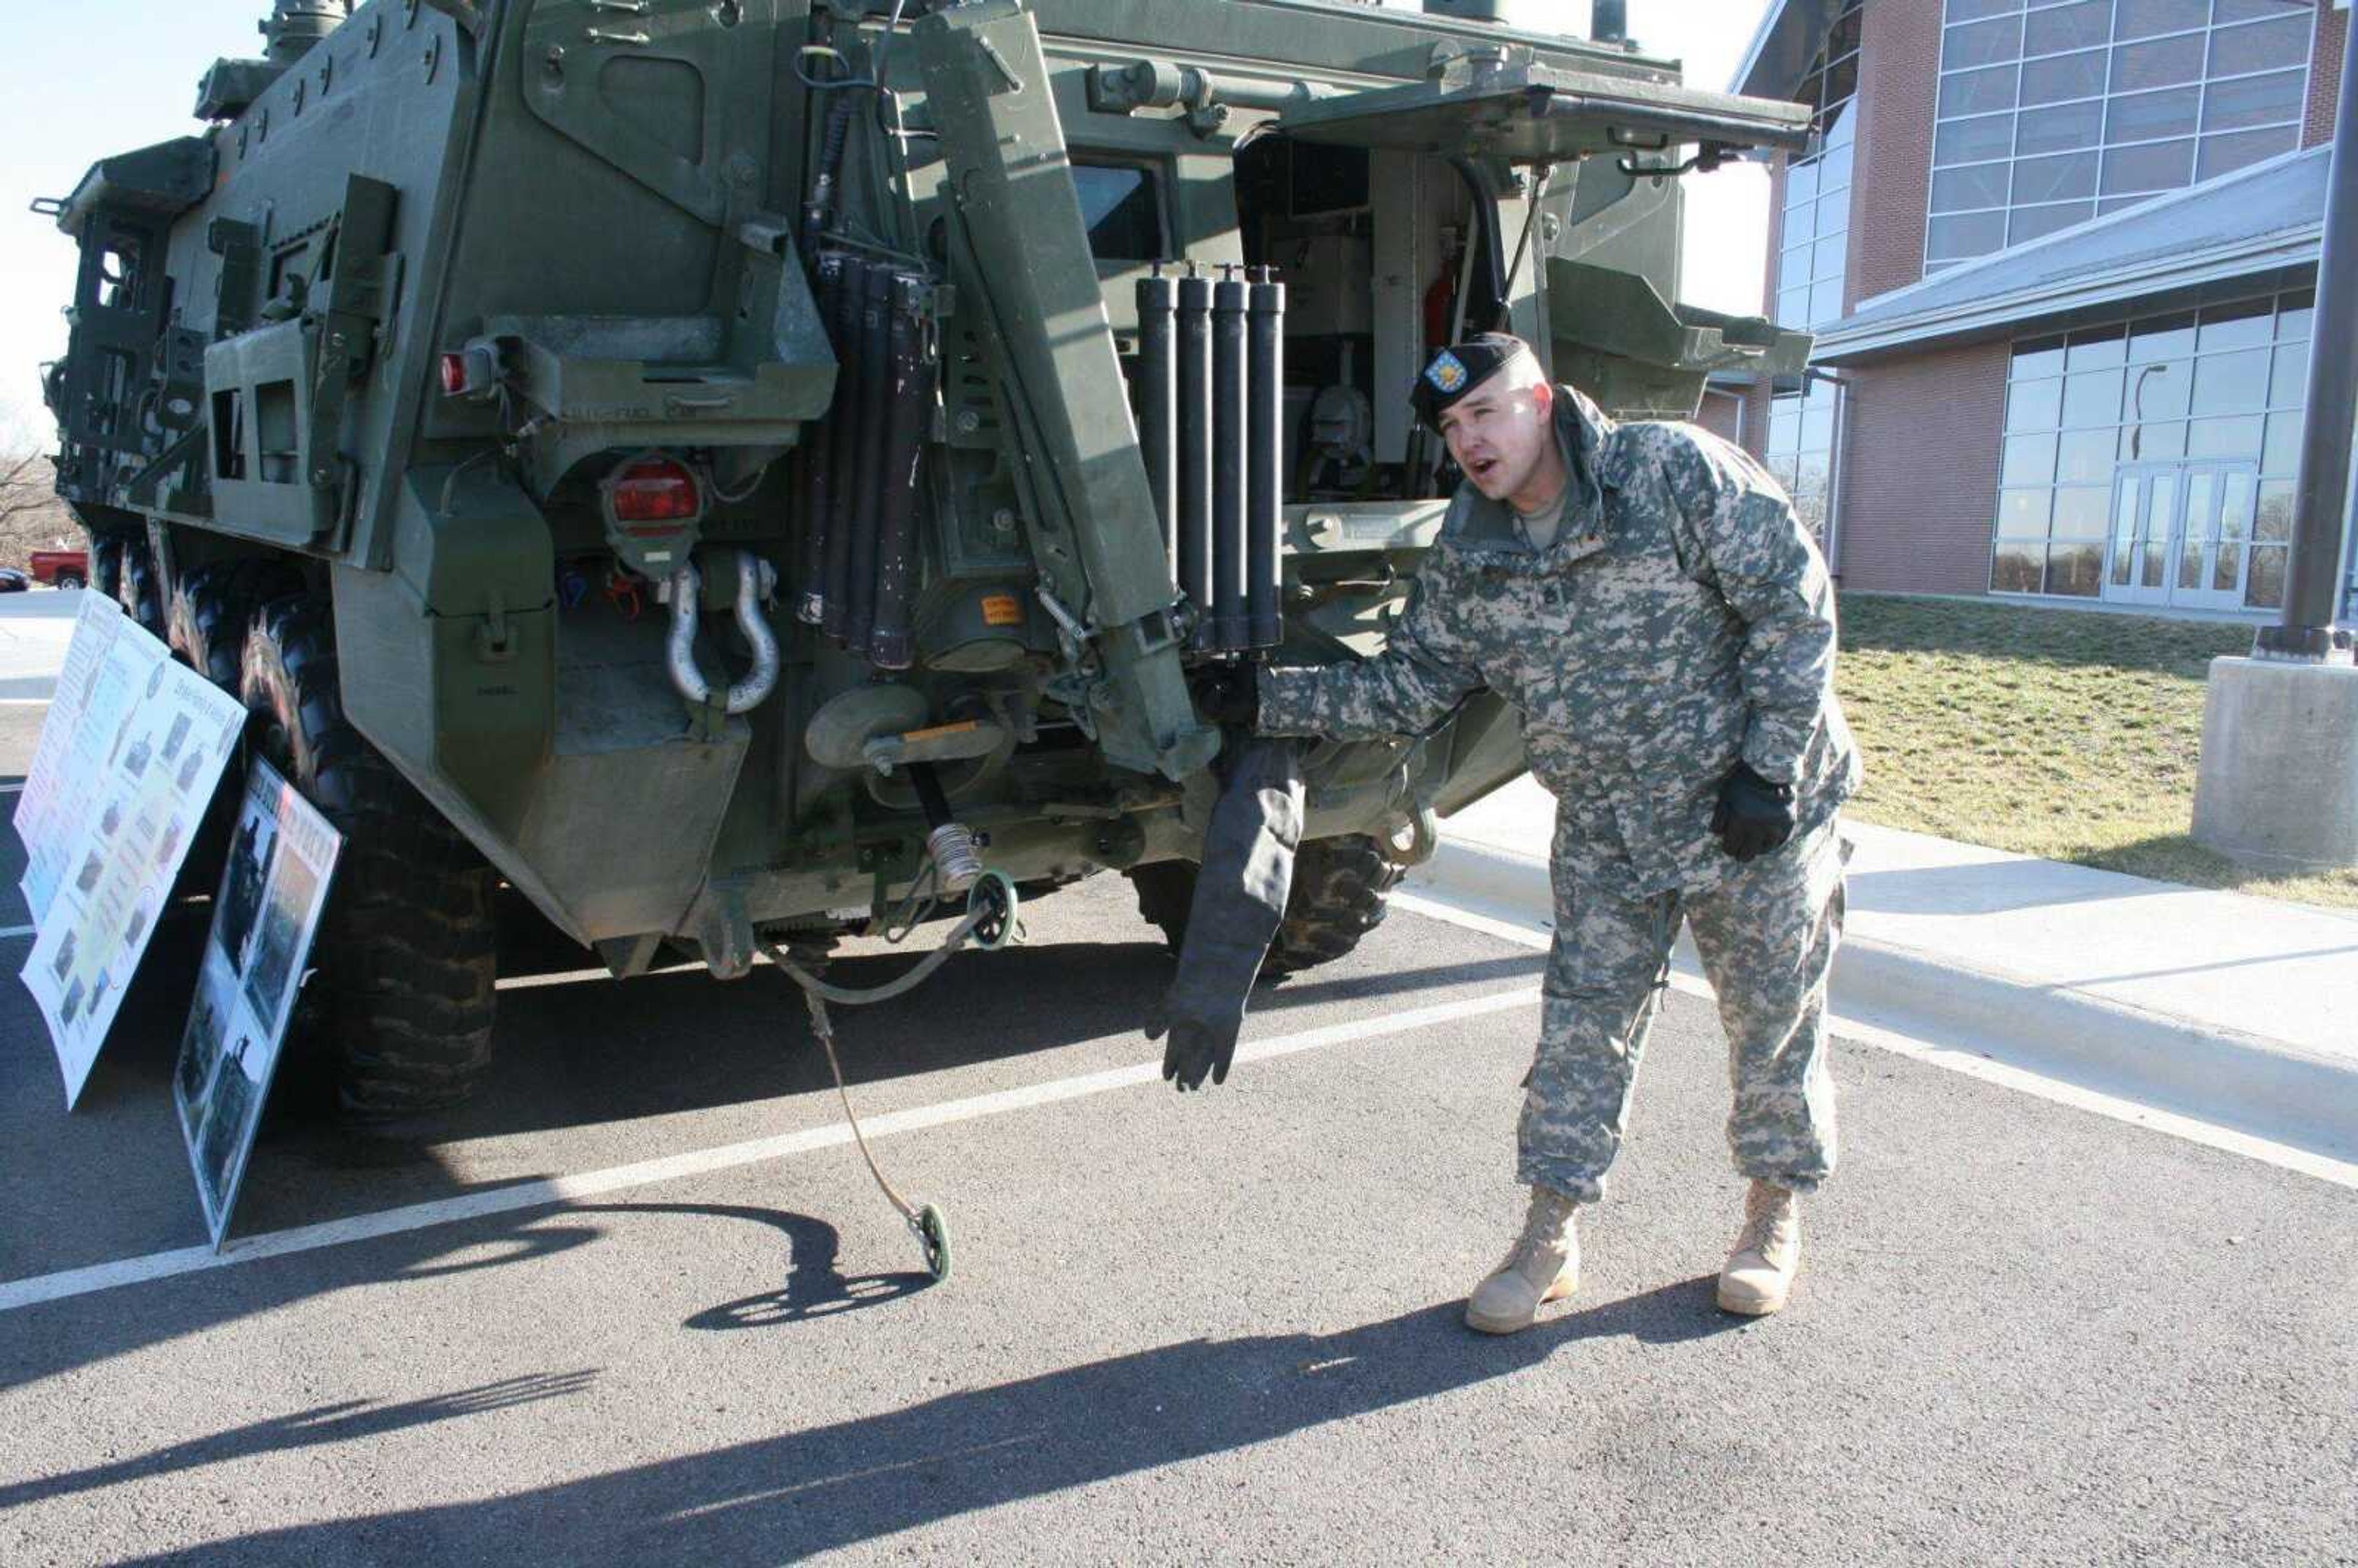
[1438,379,1555,503]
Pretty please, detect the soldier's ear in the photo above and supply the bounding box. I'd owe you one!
[1530,380,1554,416]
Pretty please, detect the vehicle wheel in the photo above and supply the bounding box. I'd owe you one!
[1264,833,1404,975]
[1126,860,1196,954]
[1125,832,1404,978]
[117,537,168,642]
[90,537,123,602]
[242,594,500,1118]
[169,560,297,896]
[53,572,84,592]
[169,560,295,691]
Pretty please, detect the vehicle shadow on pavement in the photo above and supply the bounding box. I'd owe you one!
[1251,951,1542,1014]
[294,938,1543,1154]
[115,1284,1744,1566]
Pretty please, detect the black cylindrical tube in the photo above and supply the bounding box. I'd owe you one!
[1247,266,1285,650]
[842,262,897,652]
[1176,272,1215,639]
[821,255,870,643]
[1137,269,1180,581]
[1211,271,1250,653]
[868,272,932,671]
[796,252,845,626]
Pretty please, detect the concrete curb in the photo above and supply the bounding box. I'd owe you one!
[1407,839,2358,1165]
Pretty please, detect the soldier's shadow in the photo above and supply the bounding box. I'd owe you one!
[157,1278,1756,1566]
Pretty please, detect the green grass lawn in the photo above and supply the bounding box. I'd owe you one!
[1834,594,2357,910]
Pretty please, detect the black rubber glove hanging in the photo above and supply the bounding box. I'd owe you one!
[1148,737,1303,1090]
[1711,761,1797,862]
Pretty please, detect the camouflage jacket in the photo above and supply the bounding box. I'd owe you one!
[1259,386,1860,896]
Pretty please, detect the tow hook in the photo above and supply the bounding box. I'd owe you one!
[661,549,780,718]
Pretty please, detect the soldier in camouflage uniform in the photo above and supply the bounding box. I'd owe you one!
[1198,335,1859,1332]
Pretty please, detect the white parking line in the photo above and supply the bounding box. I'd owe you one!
[1390,890,2358,1191]
[0,698,53,706]
[0,925,32,942]
[0,984,1541,1314]
[0,782,22,795]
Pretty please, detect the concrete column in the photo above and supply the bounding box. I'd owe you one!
[2191,659,2358,871]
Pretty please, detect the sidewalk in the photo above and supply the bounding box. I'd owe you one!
[1407,776,2358,1162]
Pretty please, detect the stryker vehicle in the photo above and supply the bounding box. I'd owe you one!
[40,0,1811,1116]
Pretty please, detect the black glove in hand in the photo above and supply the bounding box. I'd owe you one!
[1189,666,1259,730]
[1711,761,1797,862]
[1150,739,1304,1091]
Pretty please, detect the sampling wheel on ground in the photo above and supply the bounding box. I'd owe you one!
[1127,831,1406,978]
[917,1204,952,1281]
[241,592,502,1119]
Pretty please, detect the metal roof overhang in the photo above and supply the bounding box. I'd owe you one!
[1810,232,2323,363]
[1809,147,2330,365]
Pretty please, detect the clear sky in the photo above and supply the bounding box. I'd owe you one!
[0,0,1773,449]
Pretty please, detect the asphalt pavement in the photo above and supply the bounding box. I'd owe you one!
[5,793,2356,1562]
[2,588,2352,1566]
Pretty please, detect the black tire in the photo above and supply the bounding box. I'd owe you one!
[241,594,500,1118]
[1127,860,1196,955]
[168,561,297,897]
[117,537,168,642]
[53,572,85,592]
[1125,833,1404,978]
[1266,834,1404,974]
[90,537,123,602]
[169,559,297,690]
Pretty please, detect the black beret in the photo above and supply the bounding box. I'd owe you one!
[1411,333,1536,427]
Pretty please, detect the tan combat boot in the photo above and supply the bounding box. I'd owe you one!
[1716,1179,1802,1316]
[1465,1186,1580,1335]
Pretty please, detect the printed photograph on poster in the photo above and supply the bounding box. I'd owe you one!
[17,608,251,1109]
[216,807,275,972]
[173,757,342,1251]
[241,844,318,1039]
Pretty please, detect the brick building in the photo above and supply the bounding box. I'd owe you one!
[1726,0,2350,619]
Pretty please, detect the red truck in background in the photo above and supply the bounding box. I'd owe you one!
[26,549,88,589]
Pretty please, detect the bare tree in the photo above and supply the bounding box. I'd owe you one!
[0,403,77,571]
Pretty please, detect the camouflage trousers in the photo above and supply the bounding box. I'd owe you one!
[1519,813,1846,1205]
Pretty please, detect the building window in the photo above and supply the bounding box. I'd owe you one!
[1768,377,1842,546]
[1929,0,2316,273]
[1990,285,2311,609]
[1775,0,1864,328]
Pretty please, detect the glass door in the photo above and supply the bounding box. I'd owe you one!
[2174,462,2258,611]
[2106,465,2175,606]
[2107,460,2259,610]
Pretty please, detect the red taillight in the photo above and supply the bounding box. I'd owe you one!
[438,344,499,398]
[608,456,701,526]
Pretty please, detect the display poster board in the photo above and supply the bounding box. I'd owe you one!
[16,604,248,1106]
[175,757,342,1251]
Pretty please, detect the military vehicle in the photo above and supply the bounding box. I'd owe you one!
[38,0,1810,1116]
